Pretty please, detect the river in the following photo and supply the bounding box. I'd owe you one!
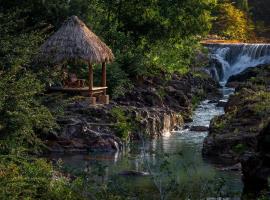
[48,43,270,199]
[48,86,243,199]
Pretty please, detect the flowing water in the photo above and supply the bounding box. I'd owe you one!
[207,43,270,82]
[49,86,242,199]
[48,43,270,198]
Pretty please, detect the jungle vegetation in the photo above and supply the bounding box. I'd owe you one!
[0,0,269,199]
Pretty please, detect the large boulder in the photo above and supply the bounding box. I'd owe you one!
[203,64,270,192]
[226,64,270,88]
[241,122,270,191]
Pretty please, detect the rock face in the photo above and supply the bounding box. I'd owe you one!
[226,64,270,88]
[203,64,270,191]
[190,126,209,132]
[241,122,270,191]
[45,72,220,153]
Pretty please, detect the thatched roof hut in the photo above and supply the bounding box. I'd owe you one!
[38,15,114,64]
[38,16,114,105]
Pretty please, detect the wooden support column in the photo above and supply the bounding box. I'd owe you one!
[88,63,96,105]
[88,63,93,96]
[99,62,109,104]
[101,62,107,95]
[101,62,106,87]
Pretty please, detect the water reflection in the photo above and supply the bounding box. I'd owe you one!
[48,91,243,198]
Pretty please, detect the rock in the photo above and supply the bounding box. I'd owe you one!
[225,81,240,88]
[241,123,270,191]
[118,170,150,177]
[46,71,220,153]
[88,136,122,152]
[166,86,177,93]
[218,163,242,171]
[209,100,218,103]
[226,64,270,87]
[184,115,193,123]
[216,100,227,107]
[183,125,190,130]
[227,67,259,84]
[241,152,269,191]
[172,125,182,131]
[190,126,209,132]
[203,64,270,192]
[208,58,225,81]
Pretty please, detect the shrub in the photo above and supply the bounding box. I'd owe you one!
[110,107,133,140]
[0,69,57,154]
[0,155,85,200]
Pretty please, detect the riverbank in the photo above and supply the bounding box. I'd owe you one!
[203,64,270,193]
[44,71,220,153]
[48,86,243,200]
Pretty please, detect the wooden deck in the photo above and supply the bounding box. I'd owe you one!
[49,86,107,94]
[49,86,109,104]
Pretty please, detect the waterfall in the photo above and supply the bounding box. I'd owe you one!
[206,43,270,84]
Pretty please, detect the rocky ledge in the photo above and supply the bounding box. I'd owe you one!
[45,71,220,153]
[203,64,270,190]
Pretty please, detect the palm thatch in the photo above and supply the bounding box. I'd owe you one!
[37,15,114,64]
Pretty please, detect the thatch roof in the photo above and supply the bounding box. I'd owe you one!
[37,16,114,64]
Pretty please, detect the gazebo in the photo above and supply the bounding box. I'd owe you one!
[38,15,114,105]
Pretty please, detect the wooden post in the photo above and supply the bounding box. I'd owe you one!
[101,62,106,95]
[99,62,109,104]
[89,63,93,96]
[88,63,96,105]
[101,62,106,87]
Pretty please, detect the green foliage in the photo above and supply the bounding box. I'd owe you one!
[233,143,247,154]
[0,1,243,199]
[212,2,250,40]
[191,95,202,109]
[0,11,43,69]
[212,116,226,132]
[1,0,216,77]
[235,0,249,12]
[247,91,270,117]
[0,69,57,154]
[143,37,200,74]
[0,155,86,200]
[94,64,133,99]
[110,107,133,140]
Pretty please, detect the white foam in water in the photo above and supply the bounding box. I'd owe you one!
[208,43,270,82]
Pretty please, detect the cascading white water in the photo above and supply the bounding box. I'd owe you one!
[207,43,270,84]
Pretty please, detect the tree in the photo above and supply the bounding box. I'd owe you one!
[211,2,249,40]
[0,69,57,154]
[236,0,248,12]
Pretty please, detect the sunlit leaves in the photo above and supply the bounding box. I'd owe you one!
[212,2,250,40]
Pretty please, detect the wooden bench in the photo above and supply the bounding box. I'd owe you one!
[63,73,86,88]
[63,79,86,88]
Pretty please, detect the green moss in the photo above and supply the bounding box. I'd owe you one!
[191,95,202,109]
[248,91,270,117]
[157,87,167,100]
[192,72,210,79]
[212,108,237,132]
[213,118,226,131]
[233,143,247,154]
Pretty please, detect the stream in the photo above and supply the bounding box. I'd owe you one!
[48,43,270,198]
[49,86,243,199]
